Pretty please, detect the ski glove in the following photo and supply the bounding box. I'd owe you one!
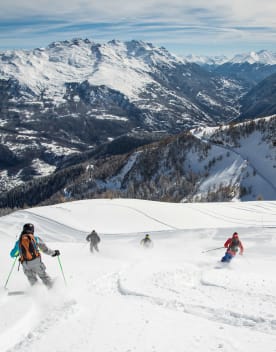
[52,250,60,257]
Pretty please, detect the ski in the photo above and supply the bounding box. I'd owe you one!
[7,290,26,296]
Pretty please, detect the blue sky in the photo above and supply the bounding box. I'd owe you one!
[1,0,276,56]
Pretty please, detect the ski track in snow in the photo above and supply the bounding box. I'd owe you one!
[98,202,180,231]
[2,199,276,351]
[3,257,276,351]
[190,203,276,227]
[114,261,276,336]
[19,210,86,241]
[70,252,276,337]
[0,267,123,352]
[2,295,76,352]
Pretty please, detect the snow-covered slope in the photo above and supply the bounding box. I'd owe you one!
[190,116,276,201]
[1,198,276,352]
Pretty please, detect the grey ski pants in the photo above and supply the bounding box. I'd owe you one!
[90,243,99,253]
[22,257,52,287]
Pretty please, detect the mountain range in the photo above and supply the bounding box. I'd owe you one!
[185,49,276,66]
[0,39,276,208]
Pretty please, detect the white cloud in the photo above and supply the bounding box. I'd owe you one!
[1,0,276,55]
[1,0,275,26]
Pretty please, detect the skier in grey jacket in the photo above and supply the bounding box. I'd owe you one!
[10,223,60,288]
[86,230,101,253]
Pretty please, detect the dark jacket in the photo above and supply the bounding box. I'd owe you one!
[86,231,100,244]
[140,237,153,248]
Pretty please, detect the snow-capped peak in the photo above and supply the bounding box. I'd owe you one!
[228,50,276,65]
[0,38,182,102]
[184,54,229,66]
[184,50,276,66]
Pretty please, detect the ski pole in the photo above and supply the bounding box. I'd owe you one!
[4,257,18,289]
[57,256,67,286]
[201,247,224,253]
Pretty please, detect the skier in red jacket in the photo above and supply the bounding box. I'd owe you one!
[221,232,244,262]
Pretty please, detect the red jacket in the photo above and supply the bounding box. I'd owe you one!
[224,237,244,256]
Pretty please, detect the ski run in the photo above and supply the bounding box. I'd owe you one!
[1,198,276,352]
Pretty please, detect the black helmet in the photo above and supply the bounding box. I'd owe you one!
[145,234,149,237]
[23,223,34,234]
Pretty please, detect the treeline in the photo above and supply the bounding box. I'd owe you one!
[0,164,85,211]
[210,115,276,146]
[65,132,211,202]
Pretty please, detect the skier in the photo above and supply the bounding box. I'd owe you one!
[221,232,244,262]
[140,234,153,248]
[10,223,60,288]
[86,230,101,253]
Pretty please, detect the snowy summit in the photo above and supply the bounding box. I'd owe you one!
[229,50,276,65]
[0,38,180,101]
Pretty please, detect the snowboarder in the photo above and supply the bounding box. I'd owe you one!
[140,234,153,248]
[86,230,101,253]
[221,232,244,262]
[10,223,60,288]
